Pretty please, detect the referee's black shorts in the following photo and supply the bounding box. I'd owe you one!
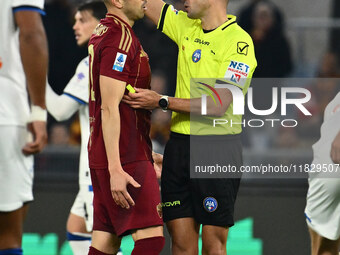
[161,132,242,227]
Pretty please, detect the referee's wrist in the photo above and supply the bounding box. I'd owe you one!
[28,105,47,122]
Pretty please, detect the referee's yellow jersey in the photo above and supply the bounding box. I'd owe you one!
[157,4,257,135]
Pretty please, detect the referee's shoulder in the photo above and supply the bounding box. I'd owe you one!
[230,22,253,44]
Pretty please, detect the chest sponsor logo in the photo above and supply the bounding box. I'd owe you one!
[113,52,127,72]
[203,197,218,212]
[192,49,201,63]
[224,60,250,87]
[194,38,210,46]
[237,42,249,56]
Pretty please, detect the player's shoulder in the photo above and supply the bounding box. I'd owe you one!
[92,16,135,52]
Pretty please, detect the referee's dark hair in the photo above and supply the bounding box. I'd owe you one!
[78,1,107,21]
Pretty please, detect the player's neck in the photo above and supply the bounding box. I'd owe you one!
[200,7,228,31]
[107,8,134,27]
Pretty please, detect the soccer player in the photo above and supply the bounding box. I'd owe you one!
[0,1,48,255]
[305,92,340,255]
[45,2,107,254]
[123,0,257,253]
[87,0,165,254]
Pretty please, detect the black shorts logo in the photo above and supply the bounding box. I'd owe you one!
[161,200,181,207]
[203,197,218,212]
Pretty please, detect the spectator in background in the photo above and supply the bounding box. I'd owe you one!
[239,0,292,78]
[238,0,283,34]
[296,52,340,146]
[250,1,292,78]
[49,124,70,146]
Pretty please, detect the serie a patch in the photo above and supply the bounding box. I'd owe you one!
[113,52,127,72]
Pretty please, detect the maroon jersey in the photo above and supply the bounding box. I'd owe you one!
[88,13,152,169]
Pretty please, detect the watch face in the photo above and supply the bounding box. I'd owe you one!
[159,98,168,108]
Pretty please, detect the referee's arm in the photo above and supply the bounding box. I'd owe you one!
[122,87,233,117]
[145,0,165,25]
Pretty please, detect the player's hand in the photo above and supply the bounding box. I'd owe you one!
[331,131,340,164]
[152,151,163,179]
[22,121,47,155]
[122,88,161,110]
[110,168,141,209]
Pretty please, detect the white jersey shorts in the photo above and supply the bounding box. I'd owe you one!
[70,183,94,232]
[305,177,340,240]
[0,126,34,212]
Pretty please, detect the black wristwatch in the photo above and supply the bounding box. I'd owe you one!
[158,96,169,112]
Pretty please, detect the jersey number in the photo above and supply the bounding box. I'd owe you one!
[88,44,95,101]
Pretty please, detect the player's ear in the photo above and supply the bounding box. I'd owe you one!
[112,0,124,9]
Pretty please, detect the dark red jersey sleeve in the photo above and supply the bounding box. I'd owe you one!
[100,45,131,82]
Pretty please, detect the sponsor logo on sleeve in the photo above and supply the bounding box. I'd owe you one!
[113,52,127,72]
[170,5,179,14]
[237,42,249,56]
[224,60,250,88]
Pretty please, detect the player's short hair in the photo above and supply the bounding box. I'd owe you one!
[78,1,107,21]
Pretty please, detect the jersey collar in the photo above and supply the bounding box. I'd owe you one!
[221,15,237,31]
[200,15,237,34]
[106,13,132,29]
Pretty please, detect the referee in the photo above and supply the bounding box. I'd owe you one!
[123,0,257,253]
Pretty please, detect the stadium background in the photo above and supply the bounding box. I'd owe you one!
[24,0,340,254]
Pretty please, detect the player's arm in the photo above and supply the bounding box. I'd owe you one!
[100,75,141,209]
[45,83,80,121]
[122,87,233,117]
[15,10,48,155]
[331,130,340,164]
[145,0,164,26]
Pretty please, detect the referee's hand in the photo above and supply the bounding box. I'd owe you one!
[110,168,141,209]
[122,87,160,110]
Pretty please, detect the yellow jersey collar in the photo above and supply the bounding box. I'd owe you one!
[220,15,237,31]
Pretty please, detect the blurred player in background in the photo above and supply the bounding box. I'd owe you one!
[45,2,110,254]
[123,0,257,253]
[305,92,340,255]
[0,1,48,255]
[87,0,165,254]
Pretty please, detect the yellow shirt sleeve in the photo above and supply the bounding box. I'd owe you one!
[218,34,257,93]
[157,4,195,45]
